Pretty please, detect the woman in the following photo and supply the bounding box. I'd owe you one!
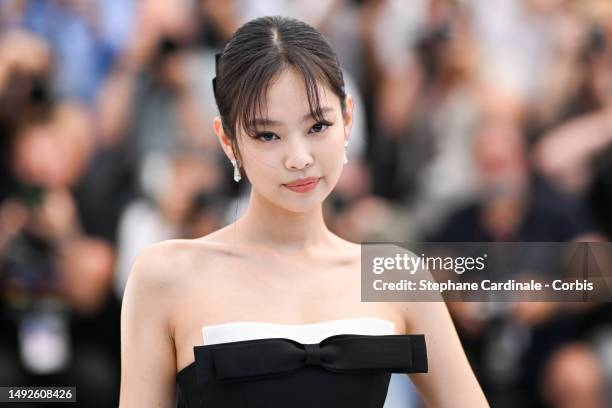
[119,16,488,407]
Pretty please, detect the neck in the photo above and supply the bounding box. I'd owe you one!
[234,189,334,252]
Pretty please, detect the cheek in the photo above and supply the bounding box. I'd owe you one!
[314,143,341,169]
[315,132,345,168]
[239,147,278,183]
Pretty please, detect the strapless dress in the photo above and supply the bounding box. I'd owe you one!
[176,318,427,407]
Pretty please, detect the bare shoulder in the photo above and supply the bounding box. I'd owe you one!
[120,239,205,407]
[121,236,238,347]
[122,240,184,317]
[126,238,228,297]
[129,240,194,284]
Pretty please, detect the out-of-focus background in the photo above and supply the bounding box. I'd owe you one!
[0,0,611,407]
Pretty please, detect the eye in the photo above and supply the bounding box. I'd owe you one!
[309,121,332,134]
[256,132,280,142]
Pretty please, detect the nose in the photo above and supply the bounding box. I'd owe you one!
[284,137,313,171]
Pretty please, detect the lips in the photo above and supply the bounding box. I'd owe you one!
[283,177,320,193]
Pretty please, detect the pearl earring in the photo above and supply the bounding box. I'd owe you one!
[343,141,349,165]
[231,159,241,182]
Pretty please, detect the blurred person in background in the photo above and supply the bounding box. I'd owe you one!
[0,27,120,408]
[0,106,120,407]
[532,0,612,238]
[434,116,599,243]
[528,4,612,406]
[353,0,486,243]
[534,107,612,235]
[402,1,483,240]
[96,0,223,203]
[525,0,603,138]
[431,114,608,407]
[359,0,428,202]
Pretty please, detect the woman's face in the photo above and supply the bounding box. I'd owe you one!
[216,67,353,213]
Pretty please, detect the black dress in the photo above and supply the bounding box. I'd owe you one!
[176,333,427,407]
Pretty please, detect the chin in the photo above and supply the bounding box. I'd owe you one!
[276,191,326,213]
[279,190,330,214]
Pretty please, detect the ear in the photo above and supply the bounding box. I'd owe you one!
[213,116,236,161]
[342,94,354,144]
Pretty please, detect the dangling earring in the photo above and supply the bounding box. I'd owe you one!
[343,141,349,165]
[231,159,241,182]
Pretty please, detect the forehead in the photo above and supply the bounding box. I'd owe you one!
[262,67,339,120]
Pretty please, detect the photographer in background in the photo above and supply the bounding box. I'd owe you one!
[0,29,119,408]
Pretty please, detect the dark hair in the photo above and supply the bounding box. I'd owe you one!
[212,16,347,165]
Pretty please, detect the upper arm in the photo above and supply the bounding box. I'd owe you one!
[392,249,489,407]
[402,300,489,407]
[119,244,178,408]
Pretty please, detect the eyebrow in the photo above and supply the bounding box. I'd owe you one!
[251,107,335,127]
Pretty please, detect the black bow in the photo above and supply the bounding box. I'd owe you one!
[194,334,427,384]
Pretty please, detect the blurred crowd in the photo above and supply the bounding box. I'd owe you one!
[0,0,611,407]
